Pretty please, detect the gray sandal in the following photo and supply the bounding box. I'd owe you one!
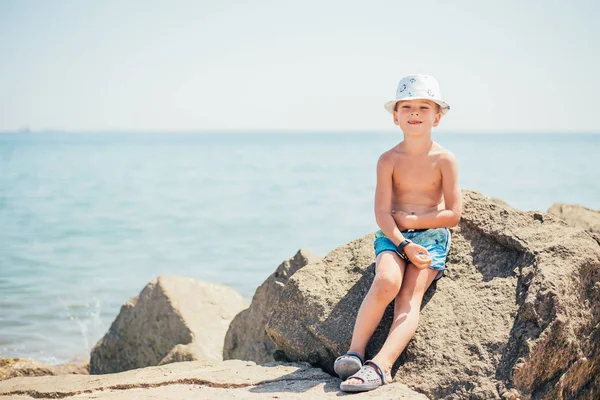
[333,352,364,380]
[339,360,390,392]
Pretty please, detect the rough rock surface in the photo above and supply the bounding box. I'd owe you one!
[266,190,600,399]
[0,360,428,399]
[90,275,247,374]
[223,249,321,363]
[0,358,88,381]
[548,202,600,243]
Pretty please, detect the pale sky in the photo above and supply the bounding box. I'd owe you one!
[1,0,599,133]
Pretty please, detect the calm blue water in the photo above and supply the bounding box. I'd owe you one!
[1,132,599,364]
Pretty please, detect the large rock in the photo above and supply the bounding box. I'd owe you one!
[90,275,247,374]
[266,190,600,400]
[548,202,600,243]
[223,249,321,363]
[0,358,88,381]
[0,360,427,399]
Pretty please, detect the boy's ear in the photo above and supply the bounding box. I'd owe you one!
[393,110,400,126]
[432,111,442,127]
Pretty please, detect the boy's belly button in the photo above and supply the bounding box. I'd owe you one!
[391,202,441,214]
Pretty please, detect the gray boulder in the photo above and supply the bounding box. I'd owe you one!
[548,202,600,243]
[90,275,247,374]
[223,249,321,363]
[266,190,600,400]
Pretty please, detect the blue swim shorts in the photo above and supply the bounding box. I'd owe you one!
[373,228,451,281]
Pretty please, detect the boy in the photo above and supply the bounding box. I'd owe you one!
[334,74,462,392]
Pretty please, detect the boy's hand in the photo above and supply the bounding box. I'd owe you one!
[404,243,432,269]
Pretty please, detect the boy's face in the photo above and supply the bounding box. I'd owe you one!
[393,99,442,134]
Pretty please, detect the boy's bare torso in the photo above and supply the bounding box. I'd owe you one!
[387,141,447,216]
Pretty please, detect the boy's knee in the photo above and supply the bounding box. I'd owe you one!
[395,284,428,309]
[372,267,402,299]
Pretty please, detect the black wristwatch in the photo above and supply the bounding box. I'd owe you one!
[396,239,412,262]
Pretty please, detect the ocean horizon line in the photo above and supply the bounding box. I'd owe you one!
[1,129,599,136]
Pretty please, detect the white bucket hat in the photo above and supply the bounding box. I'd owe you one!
[384,74,450,115]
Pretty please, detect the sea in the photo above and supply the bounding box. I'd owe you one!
[1,131,599,365]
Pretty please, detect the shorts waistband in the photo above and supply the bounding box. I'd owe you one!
[401,228,429,233]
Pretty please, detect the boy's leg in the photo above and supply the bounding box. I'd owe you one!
[346,251,406,360]
[344,264,438,384]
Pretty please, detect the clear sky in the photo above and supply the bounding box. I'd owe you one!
[1,0,598,133]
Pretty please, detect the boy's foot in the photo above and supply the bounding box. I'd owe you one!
[333,352,363,380]
[339,360,391,392]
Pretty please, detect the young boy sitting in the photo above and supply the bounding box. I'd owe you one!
[334,74,462,392]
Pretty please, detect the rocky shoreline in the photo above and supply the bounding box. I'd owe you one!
[1,190,599,399]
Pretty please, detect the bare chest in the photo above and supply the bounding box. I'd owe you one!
[391,155,442,194]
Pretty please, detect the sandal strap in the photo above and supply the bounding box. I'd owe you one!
[344,352,364,364]
[364,360,389,384]
[336,351,364,364]
[346,363,383,386]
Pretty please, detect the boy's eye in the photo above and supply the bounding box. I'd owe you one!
[420,106,430,109]
[402,105,410,108]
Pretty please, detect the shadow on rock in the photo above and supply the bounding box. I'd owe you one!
[248,362,339,395]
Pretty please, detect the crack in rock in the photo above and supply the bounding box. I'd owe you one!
[5,375,327,399]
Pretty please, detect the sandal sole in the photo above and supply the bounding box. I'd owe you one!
[340,382,381,392]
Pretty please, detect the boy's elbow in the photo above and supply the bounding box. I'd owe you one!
[445,208,461,227]
[451,210,462,226]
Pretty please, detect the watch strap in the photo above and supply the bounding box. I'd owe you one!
[395,239,412,262]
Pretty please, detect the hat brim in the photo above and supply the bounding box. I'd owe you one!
[384,98,450,115]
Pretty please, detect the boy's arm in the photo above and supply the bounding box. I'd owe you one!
[374,153,407,247]
[400,152,462,229]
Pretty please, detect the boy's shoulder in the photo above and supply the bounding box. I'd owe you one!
[431,142,458,163]
[376,146,399,169]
